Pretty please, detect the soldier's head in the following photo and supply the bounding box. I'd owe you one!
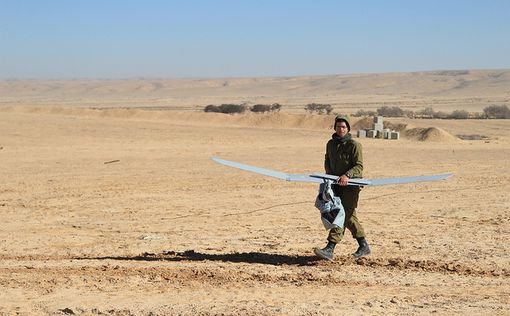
[334,115,350,137]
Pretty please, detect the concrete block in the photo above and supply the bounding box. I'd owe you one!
[376,131,384,139]
[357,130,367,138]
[390,131,400,140]
[366,130,377,138]
[372,123,384,131]
[374,116,384,124]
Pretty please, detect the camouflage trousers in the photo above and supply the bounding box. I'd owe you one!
[327,207,365,244]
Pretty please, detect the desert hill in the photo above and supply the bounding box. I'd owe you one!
[3,105,498,143]
[1,69,509,112]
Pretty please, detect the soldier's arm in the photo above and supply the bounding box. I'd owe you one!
[324,145,333,174]
[346,142,363,178]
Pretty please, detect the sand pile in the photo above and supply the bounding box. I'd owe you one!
[1,106,338,130]
[404,127,459,142]
[383,121,408,132]
[351,117,373,130]
[208,112,333,130]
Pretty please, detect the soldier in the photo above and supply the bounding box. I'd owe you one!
[314,115,371,260]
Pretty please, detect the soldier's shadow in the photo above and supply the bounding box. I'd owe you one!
[83,250,321,266]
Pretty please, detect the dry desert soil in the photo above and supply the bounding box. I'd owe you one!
[1,72,509,315]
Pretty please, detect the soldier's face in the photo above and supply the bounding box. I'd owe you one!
[335,122,349,137]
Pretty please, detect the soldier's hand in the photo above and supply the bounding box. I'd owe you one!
[338,175,349,186]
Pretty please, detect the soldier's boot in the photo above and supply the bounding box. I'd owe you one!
[314,241,336,261]
[353,237,371,258]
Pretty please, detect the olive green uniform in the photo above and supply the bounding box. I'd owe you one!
[324,133,366,244]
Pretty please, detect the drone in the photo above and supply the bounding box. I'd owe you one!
[212,157,453,186]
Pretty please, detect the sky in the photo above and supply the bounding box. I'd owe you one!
[1,0,509,79]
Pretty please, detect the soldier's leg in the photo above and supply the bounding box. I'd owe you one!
[344,208,365,238]
[344,208,370,257]
[327,226,345,244]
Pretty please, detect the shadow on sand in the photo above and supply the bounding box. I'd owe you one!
[78,250,321,266]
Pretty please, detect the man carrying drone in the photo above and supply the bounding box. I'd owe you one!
[314,116,371,261]
[212,117,451,260]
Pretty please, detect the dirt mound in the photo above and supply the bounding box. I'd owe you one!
[2,106,339,130]
[229,112,334,130]
[405,127,458,142]
[384,121,408,132]
[351,117,373,130]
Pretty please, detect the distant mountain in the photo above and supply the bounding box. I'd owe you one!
[1,69,509,112]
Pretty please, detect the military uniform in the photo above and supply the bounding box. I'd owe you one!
[324,132,366,244]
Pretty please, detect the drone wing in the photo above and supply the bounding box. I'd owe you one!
[358,174,453,186]
[212,157,453,186]
[212,156,322,183]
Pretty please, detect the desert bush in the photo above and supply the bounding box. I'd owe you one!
[471,112,487,119]
[250,103,282,113]
[353,109,377,117]
[204,104,220,113]
[404,109,416,118]
[483,105,510,119]
[219,104,247,114]
[432,111,449,119]
[251,104,272,113]
[417,107,435,119]
[448,110,469,119]
[376,106,405,117]
[270,103,282,112]
[204,104,247,114]
[305,103,333,115]
[416,107,468,119]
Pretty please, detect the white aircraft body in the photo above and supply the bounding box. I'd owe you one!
[212,157,453,186]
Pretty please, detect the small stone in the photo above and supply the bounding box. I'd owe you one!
[59,308,75,315]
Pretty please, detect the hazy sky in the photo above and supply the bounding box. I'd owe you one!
[1,0,509,79]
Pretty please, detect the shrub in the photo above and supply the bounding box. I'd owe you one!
[471,112,487,119]
[251,104,272,113]
[305,103,333,114]
[376,106,405,117]
[204,104,220,113]
[204,104,247,114]
[404,109,416,118]
[218,104,247,114]
[483,105,510,119]
[418,107,436,119]
[250,103,282,113]
[433,111,449,119]
[448,110,469,119]
[353,109,377,117]
[416,107,467,119]
[270,103,282,112]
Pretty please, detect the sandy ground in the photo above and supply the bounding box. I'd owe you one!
[0,106,509,315]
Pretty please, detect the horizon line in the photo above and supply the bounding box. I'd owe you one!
[1,68,509,81]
